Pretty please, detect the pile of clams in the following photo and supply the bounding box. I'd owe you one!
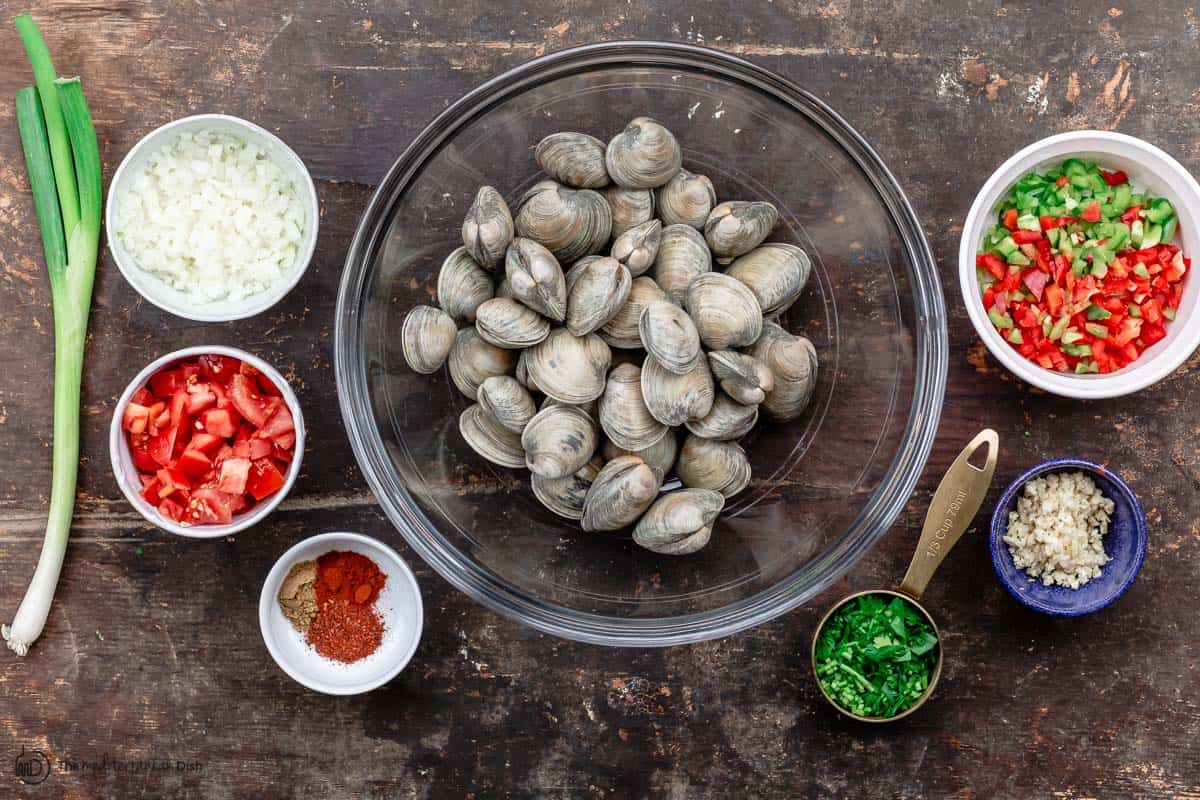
[402,117,818,556]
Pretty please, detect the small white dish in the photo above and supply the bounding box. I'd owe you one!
[105,113,319,322]
[109,345,305,538]
[959,130,1200,399]
[259,532,423,695]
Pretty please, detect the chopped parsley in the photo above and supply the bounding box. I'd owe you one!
[814,593,939,719]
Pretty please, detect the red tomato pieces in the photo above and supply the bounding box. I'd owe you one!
[122,356,296,526]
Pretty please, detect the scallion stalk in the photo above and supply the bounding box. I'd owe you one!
[3,14,101,656]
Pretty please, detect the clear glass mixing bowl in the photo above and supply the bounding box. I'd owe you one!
[335,42,946,646]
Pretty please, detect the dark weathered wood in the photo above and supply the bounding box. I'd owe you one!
[1,2,1199,798]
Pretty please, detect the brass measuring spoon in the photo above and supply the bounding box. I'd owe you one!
[811,429,999,722]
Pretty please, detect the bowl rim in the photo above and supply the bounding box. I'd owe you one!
[987,458,1147,616]
[333,40,947,646]
[108,345,306,538]
[104,112,320,322]
[258,531,424,695]
[958,130,1200,399]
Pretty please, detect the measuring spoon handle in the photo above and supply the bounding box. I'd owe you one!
[898,429,999,600]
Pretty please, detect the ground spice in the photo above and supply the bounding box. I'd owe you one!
[276,560,318,632]
[314,550,387,608]
[299,550,389,663]
[306,599,384,663]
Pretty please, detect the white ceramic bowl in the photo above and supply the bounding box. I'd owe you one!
[105,113,319,322]
[259,532,423,695]
[109,345,305,538]
[959,130,1200,398]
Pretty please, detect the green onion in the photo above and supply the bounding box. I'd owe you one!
[3,15,100,657]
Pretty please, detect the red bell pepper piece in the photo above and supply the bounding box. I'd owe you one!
[1101,169,1129,186]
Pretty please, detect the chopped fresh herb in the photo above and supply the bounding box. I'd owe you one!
[814,593,939,719]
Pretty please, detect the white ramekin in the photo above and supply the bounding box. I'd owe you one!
[259,532,423,695]
[105,113,319,322]
[109,345,305,538]
[959,130,1200,399]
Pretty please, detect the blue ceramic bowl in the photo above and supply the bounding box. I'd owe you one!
[989,459,1146,616]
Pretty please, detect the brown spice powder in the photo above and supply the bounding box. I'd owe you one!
[276,559,318,632]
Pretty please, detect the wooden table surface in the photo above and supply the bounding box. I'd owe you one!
[2,2,1198,798]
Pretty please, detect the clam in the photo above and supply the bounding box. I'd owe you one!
[610,219,661,277]
[604,187,655,238]
[448,328,516,400]
[514,180,611,264]
[477,375,537,434]
[524,328,612,404]
[704,201,779,263]
[633,489,724,555]
[600,276,669,349]
[676,435,751,498]
[458,403,526,469]
[598,363,670,452]
[707,350,774,406]
[685,272,763,350]
[474,297,550,349]
[564,255,603,295]
[651,224,712,305]
[540,395,599,423]
[749,322,819,422]
[461,186,513,269]
[605,116,682,189]
[505,237,567,322]
[725,243,812,316]
[515,348,538,392]
[532,456,603,520]
[685,393,758,441]
[437,247,494,322]
[401,305,456,374]
[641,353,714,426]
[535,132,609,189]
[638,300,702,374]
[581,456,661,532]
[565,256,631,337]
[495,278,516,300]
[603,432,678,482]
[521,404,598,479]
[655,169,716,229]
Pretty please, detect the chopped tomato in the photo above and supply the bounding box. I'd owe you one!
[259,405,294,440]
[185,382,217,415]
[1121,205,1142,224]
[158,496,187,523]
[1044,283,1064,317]
[203,408,238,439]
[217,457,251,495]
[149,368,184,397]
[274,431,296,451]
[177,449,212,479]
[1003,208,1019,231]
[188,432,224,456]
[230,374,270,427]
[1012,230,1042,245]
[1100,169,1129,186]
[198,354,239,383]
[246,458,287,501]
[123,402,151,434]
[1081,201,1102,222]
[188,489,236,525]
[232,438,273,460]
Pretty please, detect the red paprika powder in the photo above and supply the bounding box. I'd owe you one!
[314,550,386,607]
[304,550,388,663]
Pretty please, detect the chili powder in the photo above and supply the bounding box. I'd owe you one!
[303,550,388,663]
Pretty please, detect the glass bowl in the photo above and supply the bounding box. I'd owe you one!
[335,41,947,646]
